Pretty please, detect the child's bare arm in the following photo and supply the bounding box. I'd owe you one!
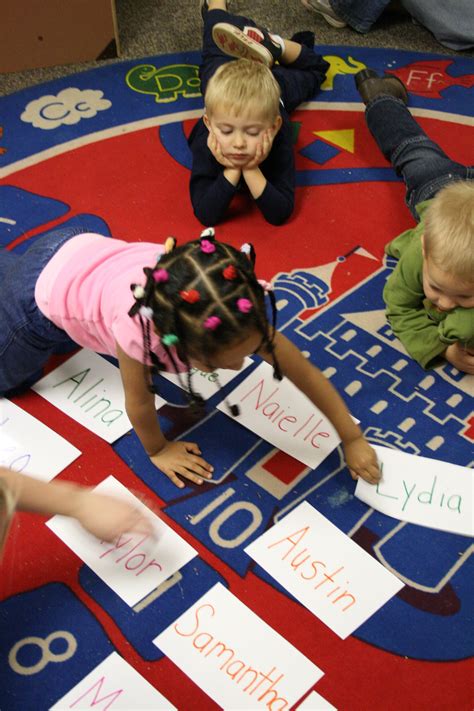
[0,467,153,542]
[259,332,380,484]
[116,343,213,487]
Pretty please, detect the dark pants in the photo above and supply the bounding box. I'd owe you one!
[0,227,81,396]
[200,9,328,113]
[366,95,474,219]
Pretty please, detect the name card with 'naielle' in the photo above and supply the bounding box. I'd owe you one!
[217,362,346,469]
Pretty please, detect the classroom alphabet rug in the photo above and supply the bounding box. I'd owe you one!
[1,47,473,710]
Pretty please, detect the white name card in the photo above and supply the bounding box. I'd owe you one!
[49,651,176,710]
[32,349,165,443]
[355,445,474,537]
[217,362,343,469]
[47,476,197,606]
[154,582,323,710]
[297,690,337,710]
[0,398,80,481]
[159,358,253,399]
[245,502,403,640]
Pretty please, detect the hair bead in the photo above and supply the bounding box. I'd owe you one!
[180,289,200,304]
[139,305,154,320]
[237,298,253,313]
[133,285,145,299]
[164,236,177,254]
[257,278,273,293]
[161,333,179,346]
[203,315,221,330]
[200,227,215,239]
[223,265,238,280]
[200,239,216,254]
[153,268,169,283]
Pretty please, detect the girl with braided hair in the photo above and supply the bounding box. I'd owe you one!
[0,226,380,488]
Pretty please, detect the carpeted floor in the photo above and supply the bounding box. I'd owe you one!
[0,37,473,711]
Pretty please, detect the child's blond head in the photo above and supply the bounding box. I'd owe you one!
[423,181,474,282]
[204,59,281,122]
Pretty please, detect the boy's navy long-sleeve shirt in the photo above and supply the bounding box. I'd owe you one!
[188,112,295,227]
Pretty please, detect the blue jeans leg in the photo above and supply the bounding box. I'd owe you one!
[0,226,84,396]
[330,0,391,32]
[365,95,473,219]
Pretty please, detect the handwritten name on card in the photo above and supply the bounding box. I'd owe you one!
[355,445,474,537]
[47,476,197,606]
[0,398,80,481]
[49,651,176,710]
[32,349,166,443]
[217,362,342,469]
[154,583,323,710]
[160,357,253,400]
[245,502,403,640]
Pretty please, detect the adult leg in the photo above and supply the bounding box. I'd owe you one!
[0,227,80,395]
[301,0,391,32]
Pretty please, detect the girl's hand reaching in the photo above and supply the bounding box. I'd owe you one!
[343,436,381,485]
[151,440,214,489]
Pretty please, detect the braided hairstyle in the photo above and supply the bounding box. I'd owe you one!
[128,229,282,414]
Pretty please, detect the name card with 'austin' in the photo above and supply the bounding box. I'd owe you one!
[245,501,404,639]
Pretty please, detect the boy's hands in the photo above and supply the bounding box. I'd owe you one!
[343,436,381,485]
[242,128,275,170]
[207,131,239,169]
[444,342,474,374]
[150,440,214,489]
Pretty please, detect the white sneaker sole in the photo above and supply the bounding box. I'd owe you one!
[212,23,273,67]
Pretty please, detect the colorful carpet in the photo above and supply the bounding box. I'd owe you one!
[1,46,473,710]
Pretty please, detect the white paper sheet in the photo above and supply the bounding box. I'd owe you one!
[297,690,337,710]
[159,357,253,399]
[32,349,166,443]
[0,398,80,481]
[46,476,197,606]
[49,651,176,710]
[217,362,343,468]
[245,501,404,639]
[154,582,323,710]
[355,445,474,537]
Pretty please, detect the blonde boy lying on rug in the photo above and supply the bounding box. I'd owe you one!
[188,0,328,225]
[355,69,474,374]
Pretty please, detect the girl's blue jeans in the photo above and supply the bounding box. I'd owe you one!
[0,227,81,396]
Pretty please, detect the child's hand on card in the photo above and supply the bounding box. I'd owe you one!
[343,437,381,485]
[150,440,214,489]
